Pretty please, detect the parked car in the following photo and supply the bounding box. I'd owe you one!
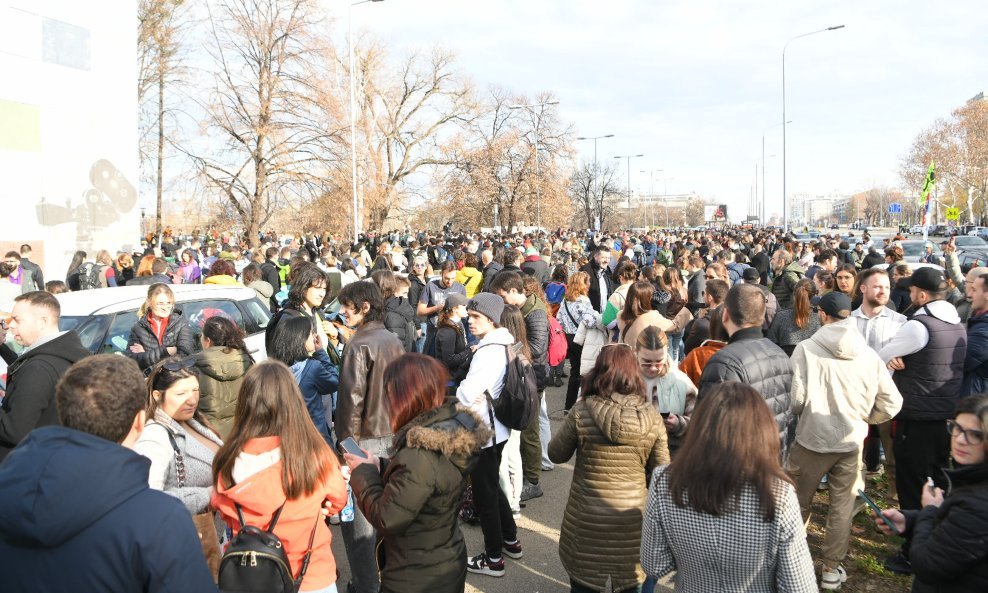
[56,285,271,361]
[952,235,988,254]
[899,240,944,263]
[909,225,924,234]
[966,226,988,237]
[957,250,988,274]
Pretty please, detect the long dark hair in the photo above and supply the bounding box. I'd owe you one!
[213,361,337,498]
[621,280,654,339]
[667,382,790,521]
[202,316,250,355]
[287,263,328,309]
[385,354,449,433]
[269,314,315,366]
[499,305,532,360]
[792,278,817,330]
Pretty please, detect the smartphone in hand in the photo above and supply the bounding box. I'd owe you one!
[337,437,368,459]
[858,489,900,535]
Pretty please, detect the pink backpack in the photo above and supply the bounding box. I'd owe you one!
[547,315,568,367]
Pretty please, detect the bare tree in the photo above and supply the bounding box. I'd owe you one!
[568,159,621,230]
[348,41,475,231]
[191,0,344,247]
[684,197,706,227]
[138,0,188,236]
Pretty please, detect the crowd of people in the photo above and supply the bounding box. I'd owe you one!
[0,223,986,593]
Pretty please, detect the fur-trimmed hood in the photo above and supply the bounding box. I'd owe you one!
[393,403,492,473]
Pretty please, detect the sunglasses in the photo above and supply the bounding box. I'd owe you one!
[947,419,985,445]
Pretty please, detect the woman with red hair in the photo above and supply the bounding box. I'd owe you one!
[344,354,490,593]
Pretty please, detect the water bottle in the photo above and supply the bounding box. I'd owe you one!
[340,466,354,523]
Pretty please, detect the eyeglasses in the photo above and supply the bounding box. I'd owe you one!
[947,419,985,445]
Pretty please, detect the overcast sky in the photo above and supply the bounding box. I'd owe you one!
[341,0,988,221]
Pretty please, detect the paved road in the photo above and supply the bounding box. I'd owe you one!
[330,378,674,593]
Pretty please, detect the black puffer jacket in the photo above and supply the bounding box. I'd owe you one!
[906,462,988,593]
[350,404,490,593]
[384,296,417,352]
[521,295,550,390]
[697,326,794,451]
[125,312,195,371]
[435,324,470,383]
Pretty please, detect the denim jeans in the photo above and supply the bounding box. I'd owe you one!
[539,393,552,468]
[341,435,392,593]
[415,322,427,353]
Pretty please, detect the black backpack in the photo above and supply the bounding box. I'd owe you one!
[218,503,319,593]
[482,342,539,431]
[76,262,101,290]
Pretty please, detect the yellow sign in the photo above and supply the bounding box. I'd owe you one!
[946,207,960,221]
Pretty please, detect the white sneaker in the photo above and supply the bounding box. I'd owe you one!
[821,565,847,590]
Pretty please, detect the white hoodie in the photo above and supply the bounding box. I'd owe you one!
[456,326,514,447]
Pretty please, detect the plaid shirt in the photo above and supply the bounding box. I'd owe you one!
[641,467,817,593]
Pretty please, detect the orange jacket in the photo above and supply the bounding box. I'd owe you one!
[679,340,727,388]
[212,436,348,591]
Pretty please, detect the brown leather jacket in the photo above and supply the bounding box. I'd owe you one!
[336,320,405,441]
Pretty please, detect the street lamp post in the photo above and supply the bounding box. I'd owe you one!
[576,134,614,230]
[510,101,560,231]
[615,154,644,228]
[782,25,844,232]
[640,168,663,228]
[349,0,384,241]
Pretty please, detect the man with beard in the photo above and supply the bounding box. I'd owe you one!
[851,267,908,498]
[581,245,616,314]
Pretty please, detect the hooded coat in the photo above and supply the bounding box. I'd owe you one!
[0,331,90,460]
[790,319,902,454]
[548,393,670,592]
[770,261,805,310]
[0,427,217,592]
[195,346,253,438]
[349,404,491,593]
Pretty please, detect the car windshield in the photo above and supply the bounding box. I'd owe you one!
[901,242,938,257]
[955,236,988,248]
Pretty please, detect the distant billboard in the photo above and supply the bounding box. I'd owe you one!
[704,204,728,222]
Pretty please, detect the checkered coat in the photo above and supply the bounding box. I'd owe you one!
[641,466,817,593]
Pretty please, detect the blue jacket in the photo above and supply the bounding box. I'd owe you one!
[0,426,217,592]
[963,312,988,396]
[290,347,339,445]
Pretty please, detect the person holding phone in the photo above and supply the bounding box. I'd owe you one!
[874,395,988,593]
[343,354,489,593]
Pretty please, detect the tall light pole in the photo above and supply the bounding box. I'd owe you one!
[615,154,644,228]
[349,0,384,241]
[782,24,844,233]
[576,134,614,230]
[509,100,560,231]
[640,168,663,227]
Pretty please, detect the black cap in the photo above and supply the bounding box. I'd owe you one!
[811,292,852,319]
[908,267,947,293]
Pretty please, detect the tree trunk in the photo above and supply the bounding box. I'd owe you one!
[155,59,165,237]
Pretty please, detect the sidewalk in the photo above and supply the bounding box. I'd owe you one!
[331,379,674,593]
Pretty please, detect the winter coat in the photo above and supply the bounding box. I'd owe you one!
[962,312,988,396]
[576,320,610,378]
[290,348,340,445]
[350,404,491,593]
[480,261,503,293]
[620,309,691,348]
[0,427,217,592]
[891,277,913,314]
[407,273,428,322]
[679,339,726,388]
[455,327,515,447]
[521,294,551,390]
[212,436,348,592]
[770,261,805,310]
[337,320,405,442]
[556,296,599,335]
[582,261,617,313]
[643,359,697,453]
[641,468,817,593]
[904,462,988,593]
[455,266,484,298]
[0,331,90,460]
[195,346,252,438]
[126,311,196,371]
[790,319,902,454]
[247,279,274,304]
[767,307,822,356]
[435,323,470,383]
[548,392,670,592]
[698,327,795,452]
[134,410,224,514]
[384,296,417,352]
[521,257,550,285]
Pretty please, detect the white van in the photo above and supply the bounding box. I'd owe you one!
[55,284,271,361]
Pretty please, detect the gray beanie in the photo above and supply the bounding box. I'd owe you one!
[467,293,504,324]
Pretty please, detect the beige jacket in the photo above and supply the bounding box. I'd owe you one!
[790,318,902,454]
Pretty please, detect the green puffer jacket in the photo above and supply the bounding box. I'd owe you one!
[770,261,805,310]
[548,392,670,592]
[194,346,252,439]
[350,403,491,593]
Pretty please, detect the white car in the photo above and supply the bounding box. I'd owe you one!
[967,226,988,237]
[909,225,924,234]
[56,284,271,361]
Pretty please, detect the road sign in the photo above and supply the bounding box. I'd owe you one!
[946,207,960,220]
[888,203,902,214]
